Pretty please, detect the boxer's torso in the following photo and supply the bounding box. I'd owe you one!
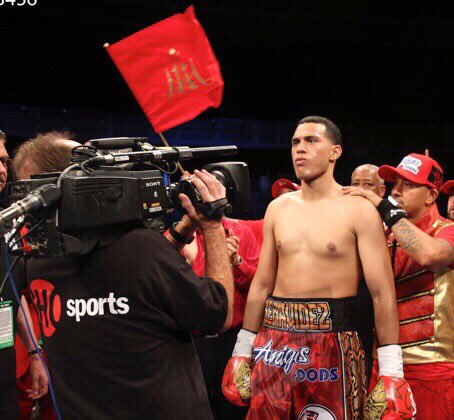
[272,191,363,298]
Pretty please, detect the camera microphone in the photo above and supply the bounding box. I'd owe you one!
[0,184,61,228]
[85,145,238,167]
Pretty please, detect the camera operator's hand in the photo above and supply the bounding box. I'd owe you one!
[179,169,226,229]
[27,354,49,400]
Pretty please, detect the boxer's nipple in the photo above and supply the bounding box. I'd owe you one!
[327,242,337,252]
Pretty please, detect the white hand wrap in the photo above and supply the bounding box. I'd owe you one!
[377,344,404,378]
[232,329,257,357]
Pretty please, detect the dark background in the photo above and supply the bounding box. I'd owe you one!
[0,0,452,217]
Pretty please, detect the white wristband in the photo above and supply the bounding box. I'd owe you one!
[232,329,257,357]
[377,345,404,378]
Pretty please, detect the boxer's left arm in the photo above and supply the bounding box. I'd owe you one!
[353,199,398,346]
[354,199,416,419]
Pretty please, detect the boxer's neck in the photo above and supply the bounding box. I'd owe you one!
[299,170,341,201]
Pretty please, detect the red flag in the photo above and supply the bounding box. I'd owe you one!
[106,6,223,133]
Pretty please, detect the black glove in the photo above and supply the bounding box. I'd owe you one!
[377,198,407,228]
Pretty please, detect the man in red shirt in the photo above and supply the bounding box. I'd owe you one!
[442,180,454,221]
[166,214,260,419]
[344,153,454,419]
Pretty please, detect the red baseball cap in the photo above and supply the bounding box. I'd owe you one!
[378,153,444,191]
[442,180,454,195]
[271,178,300,198]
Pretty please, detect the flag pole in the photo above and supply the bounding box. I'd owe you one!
[158,132,185,175]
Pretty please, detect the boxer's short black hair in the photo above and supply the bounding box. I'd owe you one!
[297,116,342,146]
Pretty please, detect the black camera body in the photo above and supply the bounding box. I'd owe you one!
[3,138,251,258]
[59,168,170,233]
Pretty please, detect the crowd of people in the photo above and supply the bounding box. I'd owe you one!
[0,116,452,419]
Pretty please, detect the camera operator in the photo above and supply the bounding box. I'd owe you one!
[18,164,234,418]
[11,131,80,420]
[0,130,48,418]
[12,131,80,180]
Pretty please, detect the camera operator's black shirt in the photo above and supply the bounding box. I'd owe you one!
[23,228,227,419]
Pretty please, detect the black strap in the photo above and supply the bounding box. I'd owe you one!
[169,226,194,245]
[198,198,231,220]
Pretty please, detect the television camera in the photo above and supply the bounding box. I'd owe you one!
[0,137,251,258]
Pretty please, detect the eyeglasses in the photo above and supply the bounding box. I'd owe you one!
[0,156,12,169]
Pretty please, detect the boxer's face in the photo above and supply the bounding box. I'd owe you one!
[291,123,341,181]
[391,177,437,219]
[351,168,385,197]
[448,195,454,220]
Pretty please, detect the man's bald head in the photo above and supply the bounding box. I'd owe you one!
[351,164,386,197]
[13,131,80,180]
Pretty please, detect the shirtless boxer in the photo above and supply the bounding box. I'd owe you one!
[223,116,415,419]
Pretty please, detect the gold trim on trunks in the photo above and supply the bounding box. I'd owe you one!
[263,298,332,332]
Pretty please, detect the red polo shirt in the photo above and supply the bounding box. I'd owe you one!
[191,218,260,329]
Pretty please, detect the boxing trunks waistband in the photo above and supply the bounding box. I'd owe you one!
[263,295,358,333]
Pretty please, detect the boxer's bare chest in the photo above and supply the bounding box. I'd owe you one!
[274,199,356,260]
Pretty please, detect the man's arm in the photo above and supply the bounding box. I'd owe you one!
[179,169,234,330]
[391,219,454,268]
[354,199,399,345]
[202,223,234,330]
[343,186,454,268]
[227,227,260,288]
[165,215,196,251]
[242,201,278,333]
[16,296,49,400]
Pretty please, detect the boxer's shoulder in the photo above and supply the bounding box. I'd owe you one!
[341,194,379,215]
[340,195,384,234]
[265,191,299,217]
[272,189,301,204]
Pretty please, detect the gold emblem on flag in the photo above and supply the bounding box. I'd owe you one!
[165,49,212,99]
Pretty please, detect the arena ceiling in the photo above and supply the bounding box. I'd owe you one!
[0,1,451,127]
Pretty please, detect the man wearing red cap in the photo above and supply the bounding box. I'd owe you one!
[271,178,301,199]
[344,153,454,419]
[442,180,454,221]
